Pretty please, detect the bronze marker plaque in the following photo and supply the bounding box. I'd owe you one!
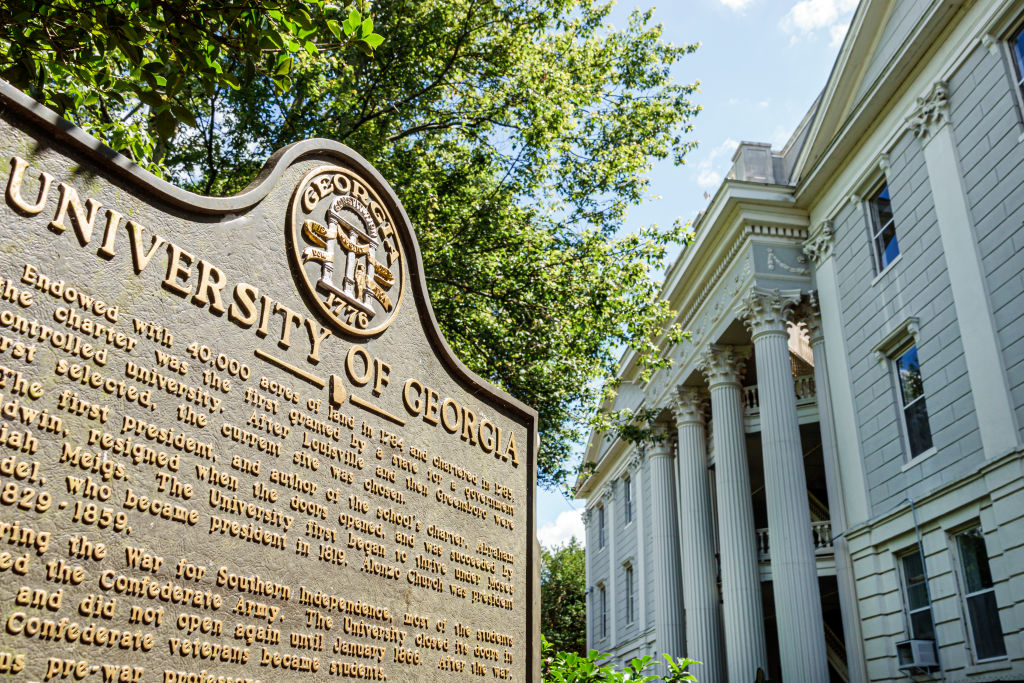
[0,83,538,682]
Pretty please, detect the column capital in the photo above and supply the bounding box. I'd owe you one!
[796,291,825,346]
[581,507,592,525]
[906,80,949,141]
[698,344,751,388]
[802,221,834,267]
[647,424,674,459]
[627,451,644,472]
[737,287,801,339]
[671,387,708,425]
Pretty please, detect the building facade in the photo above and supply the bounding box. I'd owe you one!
[577,1,1024,681]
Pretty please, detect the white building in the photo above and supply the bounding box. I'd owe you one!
[576,1,1024,681]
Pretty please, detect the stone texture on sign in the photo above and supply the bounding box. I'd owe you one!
[0,82,538,682]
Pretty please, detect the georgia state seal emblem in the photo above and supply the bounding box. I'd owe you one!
[287,165,405,337]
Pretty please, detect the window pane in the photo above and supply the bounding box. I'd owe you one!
[904,398,934,457]
[896,347,924,403]
[967,592,1007,659]
[870,184,899,269]
[878,223,900,269]
[958,530,994,593]
[1015,29,1024,79]
[902,550,924,581]
[910,609,935,640]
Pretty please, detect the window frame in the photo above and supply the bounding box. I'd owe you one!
[953,526,1008,663]
[624,563,635,625]
[866,181,900,274]
[598,583,608,640]
[623,475,633,526]
[899,548,936,643]
[598,505,606,548]
[1001,20,1024,123]
[892,342,935,461]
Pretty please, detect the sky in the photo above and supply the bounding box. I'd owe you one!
[536,0,859,550]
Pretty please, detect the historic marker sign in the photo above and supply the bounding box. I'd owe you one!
[0,83,538,682]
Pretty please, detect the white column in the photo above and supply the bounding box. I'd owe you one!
[803,294,868,682]
[606,488,617,647]
[583,507,593,651]
[672,389,724,683]
[698,345,768,682]
[648,430,685,659]
[739,288,829,683]
[628,453,648,633]
[804,223,869,526]
[908,81,1021,458]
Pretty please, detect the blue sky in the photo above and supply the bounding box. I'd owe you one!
[536,0,859,548]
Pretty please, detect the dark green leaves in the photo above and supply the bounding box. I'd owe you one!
[0,0,384,171]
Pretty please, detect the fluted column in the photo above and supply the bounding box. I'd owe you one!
[648,430,685,659]
[583,507,593,651]
[802,295,867,682]
[672,389,723,683]
[698,345,767,682]
[739,288,828,682]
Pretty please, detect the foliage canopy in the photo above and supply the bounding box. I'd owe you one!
[3,0,699,489]
[541,538,587,655]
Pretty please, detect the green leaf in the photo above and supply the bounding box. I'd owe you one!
[326,19,342,40]
[360,17,373,37]
[363,32,384,49]
[342,9,361,36]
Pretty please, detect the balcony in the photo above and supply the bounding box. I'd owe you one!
[756,520,836,579]
[742,373,818,432]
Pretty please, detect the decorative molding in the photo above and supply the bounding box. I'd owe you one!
[877,153,891,174]
[906,81,950,141]
[803,221,835,266]
[981,33,998,56]
[671,387,708,425]
[736,287,803,339]
[582,508,592,525]
[698,344,751,388]
[627,452,644,472]
[747,225,809,240]
[766,247,810,276]
[797,291,825,345]
[872,317,920,362]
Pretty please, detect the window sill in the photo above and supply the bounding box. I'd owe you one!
[965,657,1011,676]
[871,253,902,286]
[900,446,938,472]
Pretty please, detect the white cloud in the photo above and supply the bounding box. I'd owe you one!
[695,138,740,190]
[538,510,584,549]
[829,21,850,47]
[780,0,858,42]
[698,169,723,189]
[719,0,756,10]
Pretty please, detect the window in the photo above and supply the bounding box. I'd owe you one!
[868,183,899,271]
[956,528,1007,661]
[901,550,935,641]
[895,344,933,459]
[624,476,632,525]
[598,584,608,639]
[598,505,606,548]
[624,564,635,624]
[1011,25,1024,102]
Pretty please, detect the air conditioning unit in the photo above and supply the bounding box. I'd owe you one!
[896,639,938,669]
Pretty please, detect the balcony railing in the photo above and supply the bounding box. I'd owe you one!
[756,520,833,562]
[742,374,816,414]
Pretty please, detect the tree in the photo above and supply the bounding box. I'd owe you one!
[541,538,587,656]
[0,0,382,168]
[4,0,699,490]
